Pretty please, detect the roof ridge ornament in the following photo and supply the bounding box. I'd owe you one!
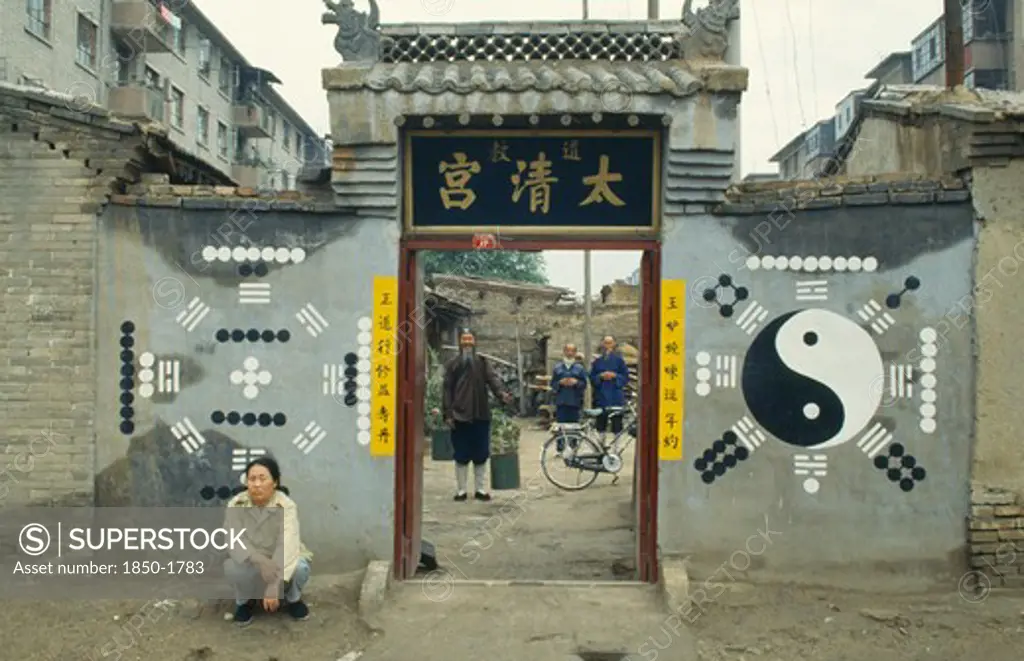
[323,0,383,62]
[680,0,740,60]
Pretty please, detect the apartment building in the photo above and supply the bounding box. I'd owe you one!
[768,1,1021,181]
[0,0,326,189]
[910,0,1016,90]
[769,119,836,181]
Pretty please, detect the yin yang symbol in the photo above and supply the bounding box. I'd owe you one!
[741,309,883,450]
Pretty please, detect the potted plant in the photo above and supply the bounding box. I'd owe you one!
[425,348,454,461]
[489,407,521,490]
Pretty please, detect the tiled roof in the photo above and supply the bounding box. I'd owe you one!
[339,61,736,97]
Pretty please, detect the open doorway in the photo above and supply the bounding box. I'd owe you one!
[395,239,661,583]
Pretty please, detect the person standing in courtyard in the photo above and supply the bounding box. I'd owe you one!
[443,329,514,501]
[551,342,588,451]
[589,335,630,437]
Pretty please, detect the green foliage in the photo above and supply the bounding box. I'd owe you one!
[424,347,445,433]
[490,407,521,455]
[422,250,549,285]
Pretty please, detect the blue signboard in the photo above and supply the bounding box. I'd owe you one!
[404,131,660,233]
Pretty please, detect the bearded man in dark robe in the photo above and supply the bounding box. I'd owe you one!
[442,329,513,501]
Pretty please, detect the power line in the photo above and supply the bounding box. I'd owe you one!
[783,0,807,127]
[749,0,781,149]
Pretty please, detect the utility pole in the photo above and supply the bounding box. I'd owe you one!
[583,253,592,408]
[583,0,589,19]
[648,0,658,19]
[944,0,965,87]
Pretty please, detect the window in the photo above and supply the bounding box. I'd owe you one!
[929,36,937,59]
[144,66,160,90]
[846,106,852,122]
[294,133,302,156]
[268,110,277,137]
[218,57,233,95]
[217,122,228,158]
[76,14,98,69]
[170,87,184,129]
[171,22,185,55]
[26,0,52,40]
[198,38,212,79]
[197,107,209,145]
[282,123,292,152]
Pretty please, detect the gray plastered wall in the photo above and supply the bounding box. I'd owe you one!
[95,203,398,572]
[660,192,977,586]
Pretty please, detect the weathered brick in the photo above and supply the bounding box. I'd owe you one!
[970,530,1000,543]
[994,506,1022,517]
[842,193,890,205]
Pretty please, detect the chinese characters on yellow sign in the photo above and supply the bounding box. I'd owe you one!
[370,276,398,458]
[659,280,685,461]
[409,133,657,230]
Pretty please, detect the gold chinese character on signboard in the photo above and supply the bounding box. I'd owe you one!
[376,383,390,397]
[375,363,391,379]
[664,388,678,402]
[665,341,679,355]
[377,406,391,422]
[562,140,581,161]
[511,152,558,214]
[378,315,393,331]
[662,434,680,449]
[378,428,391,445]
[580,154,625,207]
[380,293,393,306]
[376,338,393,355]
[664,364,679,380]
[666,320,679,332]
[438,152,481,210]
[491,140,510,162]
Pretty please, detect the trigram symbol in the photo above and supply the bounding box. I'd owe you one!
[323,364,345,395]
[735,301,768,335]
[795,279,828,302]
[175,297,211,332]
[292,421,327,455]
[232,448,266,483]
[714,355,738,388]
[732,415,767,451]
[171,417,205,454]
[793,454,827,477]
[157,359,180,393]
[857,421,892,458]
[857,299,896,335]
[238,282,271,304]
[888,364,913,399]
[296,303,329,337]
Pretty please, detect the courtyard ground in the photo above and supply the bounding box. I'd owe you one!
[419,423,637,581]
[6,421,1024,659]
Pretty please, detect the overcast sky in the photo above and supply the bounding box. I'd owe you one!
[193,0,944,293]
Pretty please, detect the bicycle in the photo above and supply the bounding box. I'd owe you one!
[540,400,638,491]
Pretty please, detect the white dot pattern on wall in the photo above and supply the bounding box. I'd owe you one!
[230,357,272,400]
[694,351,711,396]
[918,327,938,433]
[200,246,307,264]
[357,417,371,431]
[357,430,371,446]
[747,255,879,273]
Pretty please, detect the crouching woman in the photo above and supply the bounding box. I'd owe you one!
[223,456,314,626]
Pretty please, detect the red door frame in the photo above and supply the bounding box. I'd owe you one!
[394,236,661,583]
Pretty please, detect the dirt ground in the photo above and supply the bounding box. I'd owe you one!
[7,419,1024,660]
[420,422,638,581]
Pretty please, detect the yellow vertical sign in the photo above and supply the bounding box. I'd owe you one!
[659,280,685,461]
[370,276,399,457]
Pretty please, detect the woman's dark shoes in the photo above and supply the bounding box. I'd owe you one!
[287,600,310,621]
[474,491,491,501]
[453,491,468,501]
[233,602,254,627]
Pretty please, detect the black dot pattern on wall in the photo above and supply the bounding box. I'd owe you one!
[885,275,922,309]
[702,274,749,318]
[216,329,291,343]
[211,411,287,427]
[342,352,359,407]
[119,321,135,435]
[872,443,925,492]
[693,431,750,484]
[237,262,270,277]
[200,486,236,501]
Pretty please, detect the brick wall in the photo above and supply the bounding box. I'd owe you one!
[969,485,1024,589]
[0,89,143,504]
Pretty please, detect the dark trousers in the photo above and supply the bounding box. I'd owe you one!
[555,406,580,423]
[451,419,490,465]
[595,410,624,434]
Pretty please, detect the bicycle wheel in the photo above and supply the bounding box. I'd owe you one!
[540,433,602,491]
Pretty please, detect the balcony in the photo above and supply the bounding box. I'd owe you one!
[231,164,263,188]
[110,2,173,53]
[232,103,271,139]
[108,84,165,123]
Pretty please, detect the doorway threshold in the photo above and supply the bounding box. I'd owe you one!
[406,578,650,588]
